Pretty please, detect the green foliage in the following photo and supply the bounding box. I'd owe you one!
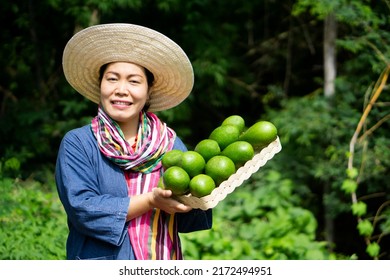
[266,84,389,259]
[0,175,67,259]
[1,0,389,260]
[342,179,358,194]
[2,157,21,178]
[346,167,359,179]
[341,67,390,259]
[351,201,367,217]
[357,220,373,237]
[366,242,380,258]
[181,170,336,260]
[293,0,381,27]
[267,94,354,208]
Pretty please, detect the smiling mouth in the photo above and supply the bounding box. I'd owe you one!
[111,101,132,106]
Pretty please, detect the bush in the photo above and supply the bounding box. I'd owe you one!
[0,175,67,260]
[180,170,337,260]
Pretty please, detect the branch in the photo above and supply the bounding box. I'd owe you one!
[348,66,390,170]
[358,192,387,202]
[346,65,390,258]
[358,114,390,144]
[372,200,390,230]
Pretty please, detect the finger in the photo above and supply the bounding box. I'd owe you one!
[161,189,172,197]
[175,203,192,213]
[154,188,172,198]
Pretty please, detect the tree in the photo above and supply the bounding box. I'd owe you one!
[290,0,390,258]
[1,0,389,259]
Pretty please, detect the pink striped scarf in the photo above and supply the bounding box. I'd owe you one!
[91,107,183,259]
[125,171,182,259]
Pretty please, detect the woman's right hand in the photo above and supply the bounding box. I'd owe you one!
[149,188,192,214]
[127,188,192,221]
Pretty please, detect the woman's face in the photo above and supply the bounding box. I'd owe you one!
[100,62,150,125]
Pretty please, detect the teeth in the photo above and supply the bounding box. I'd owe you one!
[113,101,131,105]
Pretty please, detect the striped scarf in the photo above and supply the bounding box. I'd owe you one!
[91,106,182,259]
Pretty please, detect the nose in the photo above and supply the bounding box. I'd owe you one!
[116,81,129,95]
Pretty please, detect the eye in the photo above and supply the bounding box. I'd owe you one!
[130,79,140,84]
[107,77,117,82]
[104,73,118,82]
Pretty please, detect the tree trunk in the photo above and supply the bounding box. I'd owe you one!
[324,13,337,98]
[323,12,337,249]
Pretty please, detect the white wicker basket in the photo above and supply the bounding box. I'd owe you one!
[176,137,282,210]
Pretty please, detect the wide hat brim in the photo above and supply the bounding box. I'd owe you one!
[62,23,194,112]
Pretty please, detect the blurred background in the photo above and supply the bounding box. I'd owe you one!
[0,0,389,260]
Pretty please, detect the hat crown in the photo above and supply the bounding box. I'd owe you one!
[63,23,194,111]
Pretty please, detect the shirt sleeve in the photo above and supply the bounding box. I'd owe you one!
[55,129,130,246]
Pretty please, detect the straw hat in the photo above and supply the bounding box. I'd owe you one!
[62,23,194,112]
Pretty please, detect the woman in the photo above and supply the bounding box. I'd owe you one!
[55,23,212,260]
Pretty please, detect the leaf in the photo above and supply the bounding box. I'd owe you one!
[4,157,21,171]
[341,179,358,194]
[357,220,374,237]
[346,168,358,179]
[351,201,367,217]
[366,242,380,258]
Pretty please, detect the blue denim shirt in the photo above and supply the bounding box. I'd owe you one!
[55,125,212,260]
